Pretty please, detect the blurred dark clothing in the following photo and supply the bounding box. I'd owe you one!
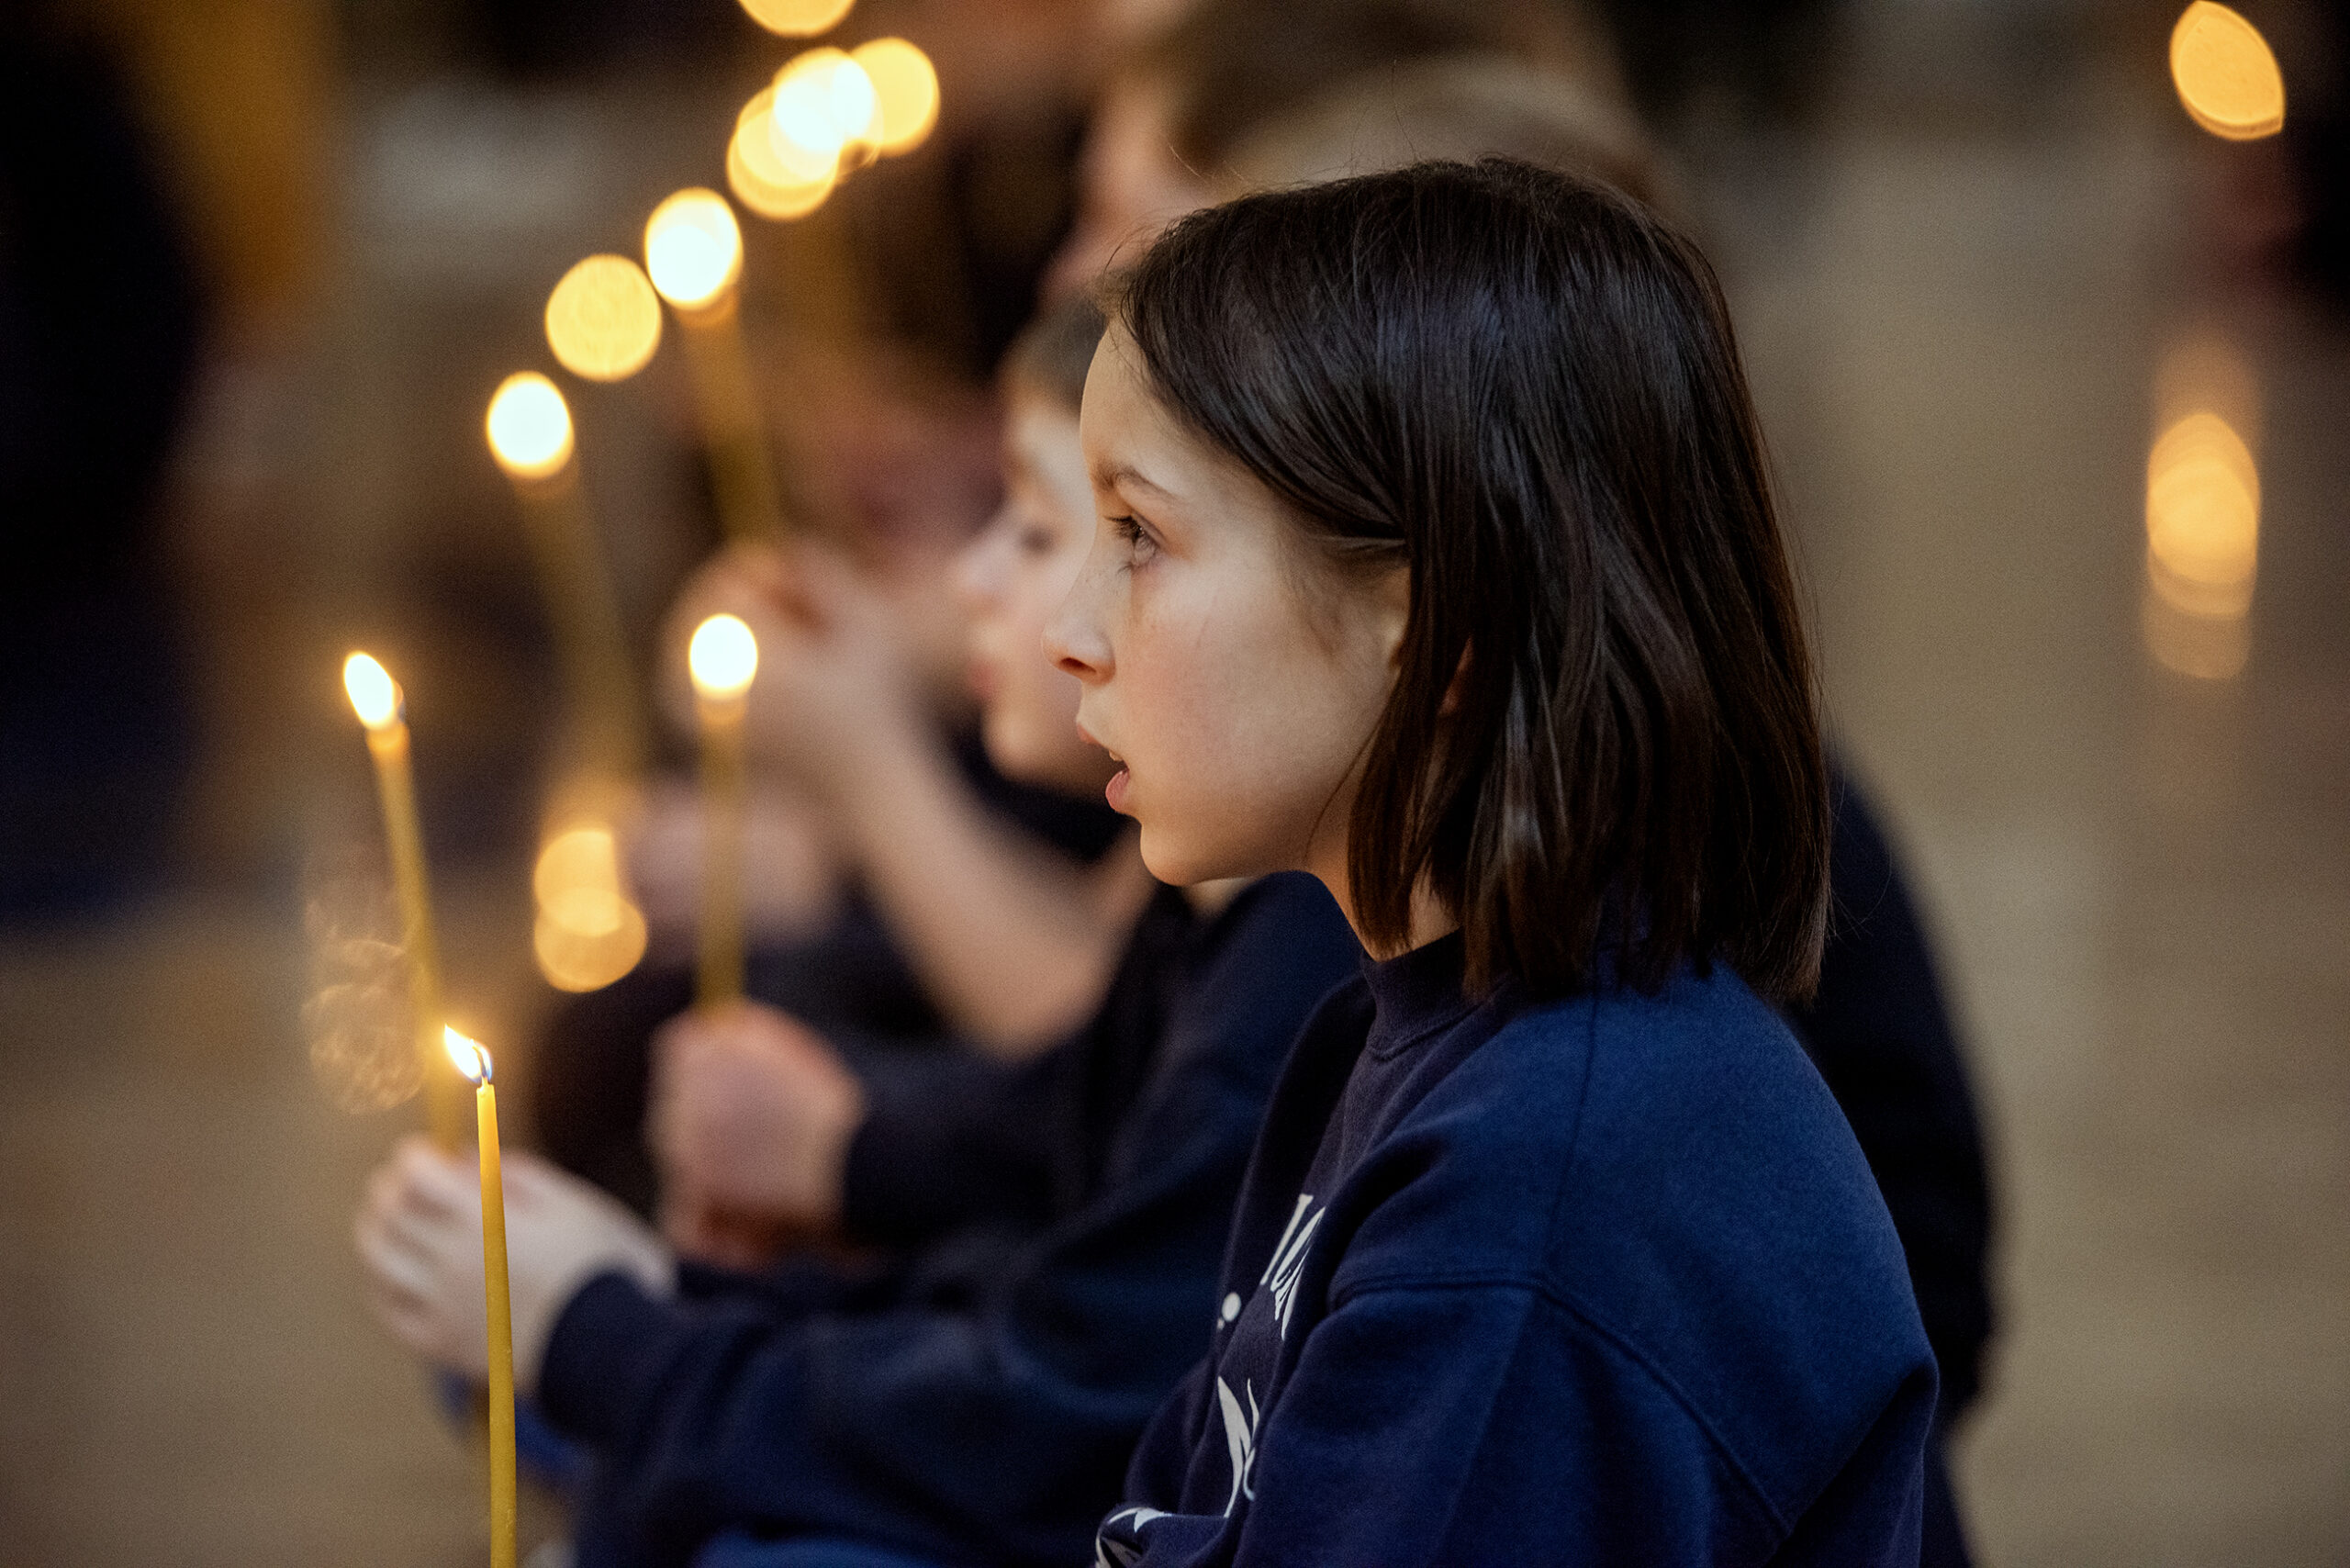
[533,757,1992,1566]
[1787,770,1996,1426]
[0,28,203,917]
[539,759,1997,1430]
[532,733,1126,1215]
[540,874,1365,1568]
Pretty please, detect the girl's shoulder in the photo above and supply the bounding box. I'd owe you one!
[1328,966,1931,1504]
[1336,963,1914,1323]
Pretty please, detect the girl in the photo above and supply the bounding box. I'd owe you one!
[1055,161,1938,1565]
[356,295,1363,1568]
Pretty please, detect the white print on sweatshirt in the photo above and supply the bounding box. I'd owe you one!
[1259,1193,1323,1340]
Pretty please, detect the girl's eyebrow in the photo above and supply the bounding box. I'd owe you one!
[1092,461,1174,499]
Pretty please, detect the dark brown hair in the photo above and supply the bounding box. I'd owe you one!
[1002,290,1107,414]
[1127,0,1626,185]
[1108,159,1828,1001]
[1133,0,1546,175]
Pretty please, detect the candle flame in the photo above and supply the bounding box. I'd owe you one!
[443,1026,493,1085]
[852,39,939,156]
[486,372,575,479]
[730,93,838,220]
[544,254,664,382]
[737,0,854,38]
[2170,3,2285,141]
[768,50,878,182]
[688,613,759,700]
[343,653,402,730]
[645,189,744,310]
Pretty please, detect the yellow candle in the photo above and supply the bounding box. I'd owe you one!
[687,613,759,1007]
[644,190,789,543]
[342,653,467,1150]
[486,372,646,776]
[445,1029,517,1568]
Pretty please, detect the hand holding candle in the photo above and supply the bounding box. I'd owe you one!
[688,613,760,1008]
[353,1075,673,1553]
[342,652,467,1149]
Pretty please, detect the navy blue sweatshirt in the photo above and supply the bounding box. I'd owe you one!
[1099,936,1939,1567]
[537,873,1362,1568]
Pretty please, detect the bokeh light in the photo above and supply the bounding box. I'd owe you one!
[544,254,664,382]
[2142,580,2252,680]
[2169,2,2285,141]
[688,613,760,700]
[485,372,575,480]
[644,189,744,310]
[769,49,878,181]
[852,39,940,156]
[2146,410,2258,620]
[737,0,855,38]
[532,823,648,992]
[730,87,840,219]
[342,652,400,730]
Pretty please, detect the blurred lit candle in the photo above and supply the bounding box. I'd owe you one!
[444,1029,518,1568]
[486,373,644,774]
[2170,3,2286,141]
[544,255,664,383]
[769,49,881,181]
[342,653,467,1150]
[645,189,789,543]
[688,614,759,1007]
[851,39,939,158]
[736,0,854,37]
[533,819,649,993]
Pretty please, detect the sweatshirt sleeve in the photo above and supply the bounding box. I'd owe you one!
[1789,770,1995,1419]
[837,1045,1058,1249]
[538,1052,1272,1568]
[1101,1282,1890,1568]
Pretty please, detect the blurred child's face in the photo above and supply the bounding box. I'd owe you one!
[1048,326,1409,896]
[1046,73,1215,298]
[955,393,1119,795]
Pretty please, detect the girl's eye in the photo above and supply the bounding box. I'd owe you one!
[1109,513,1158,565]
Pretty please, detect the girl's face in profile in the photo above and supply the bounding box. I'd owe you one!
[955,392,1117,797]
[1049,325,1408,896]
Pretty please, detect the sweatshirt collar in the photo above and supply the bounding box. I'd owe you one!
[1361,931,1476,1057]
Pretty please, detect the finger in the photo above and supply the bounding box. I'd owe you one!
[369,1176,477,1262]
[354,1213,442,1308]
[361,1275,451,1362]
[392,1140,476,1215]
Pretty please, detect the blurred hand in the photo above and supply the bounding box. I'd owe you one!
[649,1003,868,1260]
[354,1138,671,1394]
[660,544,934,804]
[625,777,842,946]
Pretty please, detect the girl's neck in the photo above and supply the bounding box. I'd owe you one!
[1314,861,1459,961]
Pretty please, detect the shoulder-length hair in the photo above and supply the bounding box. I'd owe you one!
[1106,159,1828,1001]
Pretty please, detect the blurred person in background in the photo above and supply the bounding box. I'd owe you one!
[361,292,1365,1568]
[0,6,205,920]
[1046,4,1994,1562]
[534,347,1142,1218]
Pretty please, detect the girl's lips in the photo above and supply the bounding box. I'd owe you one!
[1104,767,1132,813]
